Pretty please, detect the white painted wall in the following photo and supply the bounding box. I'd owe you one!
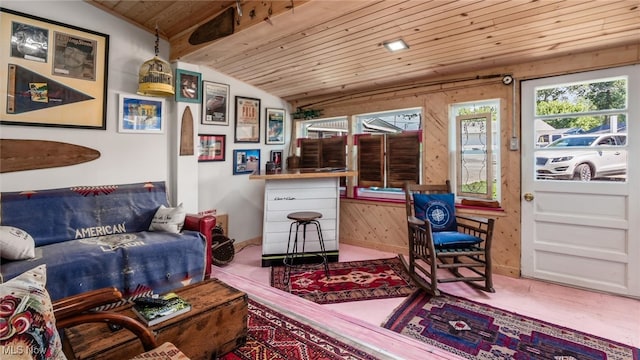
[195,67,291,243]
[0,1,293,244]
[0,1,170,190]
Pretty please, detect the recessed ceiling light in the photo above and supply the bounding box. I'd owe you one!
[383,39,409,52]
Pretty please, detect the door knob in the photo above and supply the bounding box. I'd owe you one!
[524,193,534,201]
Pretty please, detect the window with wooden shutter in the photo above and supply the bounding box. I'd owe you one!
[294,109,421,200]
[299,136,346,169]
[386,131,420,188]
[357,135,384,187]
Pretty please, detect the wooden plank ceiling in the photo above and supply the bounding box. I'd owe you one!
[88,0,639,104]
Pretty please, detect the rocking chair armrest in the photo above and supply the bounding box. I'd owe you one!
[53,287,123,321]
[455,214,492,225]
[407,215,427,226]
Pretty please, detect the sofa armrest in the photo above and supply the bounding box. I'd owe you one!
[184,214,216,278]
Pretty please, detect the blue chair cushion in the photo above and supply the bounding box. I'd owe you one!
[413,193,457,232]
[432,231,483,247]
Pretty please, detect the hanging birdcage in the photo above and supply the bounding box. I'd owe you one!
[137,27,174,97]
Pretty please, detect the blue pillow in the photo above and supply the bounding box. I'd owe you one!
[413,193,457,232]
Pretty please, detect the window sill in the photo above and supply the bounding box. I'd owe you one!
[341,193,506,215]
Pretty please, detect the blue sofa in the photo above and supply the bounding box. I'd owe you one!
[0,181,215,301]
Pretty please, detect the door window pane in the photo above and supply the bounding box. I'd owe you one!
[534,77,628,182]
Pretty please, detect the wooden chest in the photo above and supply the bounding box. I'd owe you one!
[63,279,248,360]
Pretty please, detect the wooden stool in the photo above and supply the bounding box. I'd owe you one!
[283,211,330,284]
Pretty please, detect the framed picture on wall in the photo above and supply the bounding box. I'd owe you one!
[198,134,226,162]
[202,81,230,125]
[265,108,285,145]
[0,8,109,129]
[234,96,260,143]
[175,69,201,103]
[233,149,260,175]
[117,93,165,133]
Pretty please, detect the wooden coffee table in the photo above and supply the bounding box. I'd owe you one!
[63,278,248,360]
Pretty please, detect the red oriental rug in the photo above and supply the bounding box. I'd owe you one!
[383,290,640,360]
[220,299,381,360]
[270,257,417,304]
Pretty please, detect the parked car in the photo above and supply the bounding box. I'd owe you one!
[535,133,627,181]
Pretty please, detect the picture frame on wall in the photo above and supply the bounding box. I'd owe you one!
[201,81,230,125]
[233,149,260,175]
[0,8,109,129]
[175,69,201,103]
[198,134,226,162]
[117,93,165,134]
[234,96,260,143]
[265,108,285,145]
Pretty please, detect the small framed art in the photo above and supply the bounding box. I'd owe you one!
[202,81,230,125]
[265,108,285,144]
[270,150,283,169]
[118,93,165,133]
[198,134,226,162]
[233,149,260,175]
[175,69,201,103]
[234,96,260,143]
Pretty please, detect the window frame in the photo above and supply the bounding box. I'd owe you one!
[449,99,502,203]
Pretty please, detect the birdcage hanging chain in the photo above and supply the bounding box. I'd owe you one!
[154,25,160,57]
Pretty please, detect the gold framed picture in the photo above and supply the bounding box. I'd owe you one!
[0,8,109,129]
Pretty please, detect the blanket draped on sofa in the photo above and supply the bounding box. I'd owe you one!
[0,182,206,300]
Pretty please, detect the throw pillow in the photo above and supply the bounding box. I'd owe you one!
[0,265,66,360]
[0,226,36,260]
[413,193,457,232]
[149,204,186,234]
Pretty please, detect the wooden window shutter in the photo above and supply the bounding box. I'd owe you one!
[299,138,320,168]
[357,135,384,187]
[321,136,347,186]
[386,132,420,188]
[320,136,346,168]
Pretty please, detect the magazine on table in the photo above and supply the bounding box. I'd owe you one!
[131,292,191,326]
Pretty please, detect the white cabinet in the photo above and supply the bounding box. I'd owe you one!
[260,177,340,266]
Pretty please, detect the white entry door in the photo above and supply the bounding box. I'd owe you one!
[521,65,640,297]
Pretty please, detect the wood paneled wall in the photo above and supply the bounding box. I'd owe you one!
[301,44,640,278]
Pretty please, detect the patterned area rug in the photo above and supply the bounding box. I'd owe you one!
[383,290,640,360]
[270,257,417,304]
[220,299,380,360]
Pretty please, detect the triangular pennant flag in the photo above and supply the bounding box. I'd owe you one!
[7,64,94,114]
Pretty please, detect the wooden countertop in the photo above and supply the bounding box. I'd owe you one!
[249,168,357,180]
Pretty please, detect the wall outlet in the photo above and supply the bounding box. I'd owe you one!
[510,137,519,150]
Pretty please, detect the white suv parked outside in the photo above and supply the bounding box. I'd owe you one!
[535,133,627,181]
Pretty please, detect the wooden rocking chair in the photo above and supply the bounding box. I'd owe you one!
[401,181,495,296]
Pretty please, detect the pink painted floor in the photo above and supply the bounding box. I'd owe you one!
[214,243,640,358]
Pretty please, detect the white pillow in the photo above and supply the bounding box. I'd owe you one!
[149,204,187,234]
[0,226,36,260]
